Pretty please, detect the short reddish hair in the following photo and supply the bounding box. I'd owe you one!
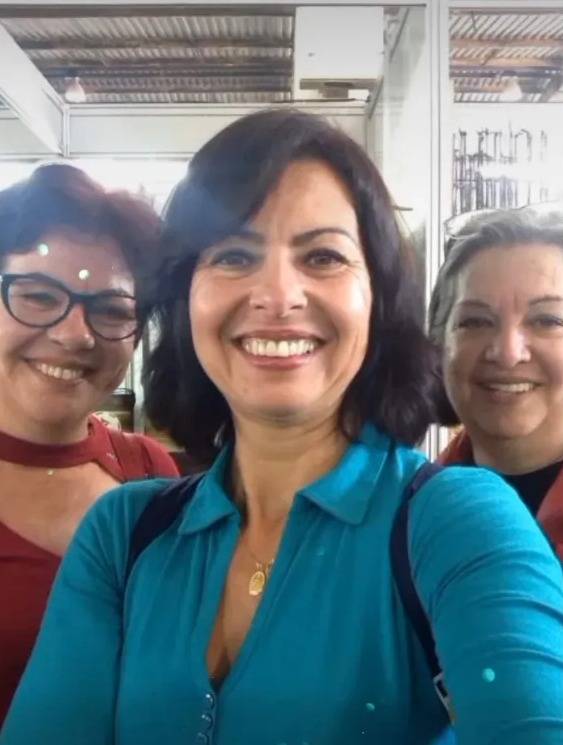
[0,163,162,305]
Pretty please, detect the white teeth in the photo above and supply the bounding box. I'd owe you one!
[486,383,535,393]
[241,338,318,358]
[34,363,84,381]
[265,340,278,357]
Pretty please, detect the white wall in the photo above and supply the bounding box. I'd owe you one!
[452,103,563,136]
[449,103,563,206]
[366,8,430,237]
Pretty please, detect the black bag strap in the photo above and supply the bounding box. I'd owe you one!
[124,474,203,584]
[390,461,451,711]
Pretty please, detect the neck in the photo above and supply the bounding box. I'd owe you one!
[0,404,89,446]
[231,415,348,528]
[471,431,563,475]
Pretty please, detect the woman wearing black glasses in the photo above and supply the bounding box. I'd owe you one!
[0,164,178,725]
[430,205,563,558]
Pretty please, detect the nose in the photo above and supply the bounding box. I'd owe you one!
[483,324,531,367]
[249,251,307,317]
[46,304,95,350]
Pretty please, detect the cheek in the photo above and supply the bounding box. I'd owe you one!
[0,316,42,361]
[537,346,563,389]
[189,274,219,320]
[189,278,236,377]
[338,277,372,337]
[190,268,236,317]
[101,341,134,381]
[189,279,220,352]
[443,335,477,393]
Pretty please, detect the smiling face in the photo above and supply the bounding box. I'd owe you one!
[189,159,373,428]
[444,242,563,452]
[0,230,136,442]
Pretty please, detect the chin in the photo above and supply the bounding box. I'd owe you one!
[478,417,540,442]
[29,407,90,430]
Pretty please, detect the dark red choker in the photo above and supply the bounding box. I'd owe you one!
[0,418,106,469]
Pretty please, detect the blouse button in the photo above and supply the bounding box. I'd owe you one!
[201,713,213,730]
[204,692,216,709]
[196,734,209,745]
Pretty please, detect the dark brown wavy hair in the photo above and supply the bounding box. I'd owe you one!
[144,108,443,463]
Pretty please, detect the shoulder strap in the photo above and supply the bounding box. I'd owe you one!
[107,428,148,480]
[124,474,203,584]
[390,461,451,711]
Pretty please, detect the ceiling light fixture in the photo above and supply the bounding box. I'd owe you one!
[64,76,86,104]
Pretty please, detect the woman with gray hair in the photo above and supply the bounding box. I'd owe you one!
[430,205,563,557]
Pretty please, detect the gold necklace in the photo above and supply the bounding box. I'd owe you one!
[248,558,274,597]
[230,468,276,597]
[243,538,274,597]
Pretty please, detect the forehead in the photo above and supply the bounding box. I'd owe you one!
[455,243,563,302]
[3,230,134,293]
[251,159,358,232]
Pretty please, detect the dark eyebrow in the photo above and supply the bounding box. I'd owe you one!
[225,226,359,247]
[225,227,265,244]
[455,299,491,310]
[291,227,359,247]
[529,294,563,306]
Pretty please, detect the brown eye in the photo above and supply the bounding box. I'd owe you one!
[532,315,563,329]
[457,317,492,330]
[305,248,349,267]
[209,248,256,268]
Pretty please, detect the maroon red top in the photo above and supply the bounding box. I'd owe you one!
[0,417,179,725]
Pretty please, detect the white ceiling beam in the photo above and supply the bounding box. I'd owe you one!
[0,24,64,154]
[0,0,426,6]
[67,102,366,156]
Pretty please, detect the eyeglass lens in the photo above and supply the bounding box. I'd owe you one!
[6,276,137,340]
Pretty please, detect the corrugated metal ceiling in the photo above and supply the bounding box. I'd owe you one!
[0,9,295,105]
[0,8,562,106]
[450,10,563,103]
[0,14,294,42]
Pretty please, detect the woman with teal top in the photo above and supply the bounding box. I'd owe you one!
[2,110,562,745]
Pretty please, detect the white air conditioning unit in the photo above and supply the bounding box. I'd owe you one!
[293,7,385,100]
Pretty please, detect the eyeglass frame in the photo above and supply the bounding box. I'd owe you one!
[0,271,140,341]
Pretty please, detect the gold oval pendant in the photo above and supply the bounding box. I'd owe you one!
[248,570,266,597]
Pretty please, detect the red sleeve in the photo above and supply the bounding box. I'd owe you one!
[135,435,180,477]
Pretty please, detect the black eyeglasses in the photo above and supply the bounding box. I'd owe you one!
[0,272,138,341]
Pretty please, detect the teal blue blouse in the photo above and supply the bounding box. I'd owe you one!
[2,427,562,745]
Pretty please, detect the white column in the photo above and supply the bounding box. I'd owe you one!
[0,24,65,154]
